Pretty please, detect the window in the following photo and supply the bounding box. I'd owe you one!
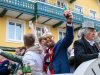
[36,26,45,38]
[37,0,47,2]
[90,10,96,19]
[58,29,66,40]
[36,27,43,37]
[36,26,50,38]
[74,5,83,14]
[28,0,47,2]
[57,1,65,8]
[7,19,24,42]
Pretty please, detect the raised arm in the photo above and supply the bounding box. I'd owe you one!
[29,21,40,44]
[61,10,74,49]
[0,50,22,63]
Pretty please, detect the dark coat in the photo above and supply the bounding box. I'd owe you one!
[51,25,74,74]
[0,60,10,75]
[74,37,99,68]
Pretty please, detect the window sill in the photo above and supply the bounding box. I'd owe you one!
[6,40,23,44]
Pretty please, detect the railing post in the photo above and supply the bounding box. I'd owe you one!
[34,2,37,16]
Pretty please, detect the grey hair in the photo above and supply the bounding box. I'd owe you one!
[77,28,85,40]
[83,28,90,36]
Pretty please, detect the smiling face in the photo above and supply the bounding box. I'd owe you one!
[45,37,55,48]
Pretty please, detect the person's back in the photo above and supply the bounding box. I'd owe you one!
[22,34,44,75]
[23,45,44,75]
[23,46,44,71]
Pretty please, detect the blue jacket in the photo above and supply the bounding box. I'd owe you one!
[0,60,10,75]
[52,25,74,74]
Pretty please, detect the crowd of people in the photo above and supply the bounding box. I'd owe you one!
[0,9,100,75]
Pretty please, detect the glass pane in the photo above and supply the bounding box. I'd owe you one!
[8,22,15,40]
[41,0,46,2]
[61,3,64,8]
[90,13,93,18]
[42,28,44,35]
[36,27,41,37]
[75,5,82,14]
[16,23,22,40]
[62,32,66,38]
[38,0,46,2]
[59,32,62,40]
[90,11,95,19]
[57,1,60,7]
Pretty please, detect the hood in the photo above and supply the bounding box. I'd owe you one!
[26,45,44,54]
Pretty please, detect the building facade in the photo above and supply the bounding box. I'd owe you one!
[0,0,100,51]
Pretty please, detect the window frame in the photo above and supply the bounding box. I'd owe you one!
[74,4,83,14]
[35,26,44,38]
[6,18,25,43]
[89,10,97,19]
[58,28,66,40]
[35,24,50,38]
[28,0,48,2]
[56,0,67,8]
[37,0,48,2]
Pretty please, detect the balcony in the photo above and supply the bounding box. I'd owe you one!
[0,0,100,29]
[0,0,35,15]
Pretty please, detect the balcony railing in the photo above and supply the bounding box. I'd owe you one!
[37,1,65,21]
[72,12,83,24]
[0,0,35,14]
[84,17,100,29]
[37,1,83,24]
[0,0,100,28]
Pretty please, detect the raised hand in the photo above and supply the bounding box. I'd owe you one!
[64,10,73,24]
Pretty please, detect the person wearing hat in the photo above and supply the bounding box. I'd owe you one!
[74,21,100,68]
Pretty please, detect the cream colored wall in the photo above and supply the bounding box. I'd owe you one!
[0,16,32,48]
[1,0,100,48]
[49,0,100,42]
[0,16,58,47]
[73,0,100,19]
[49,0,100,19]
[33,22,58,43]
[50,27,58,42]
[48,0,57,5]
